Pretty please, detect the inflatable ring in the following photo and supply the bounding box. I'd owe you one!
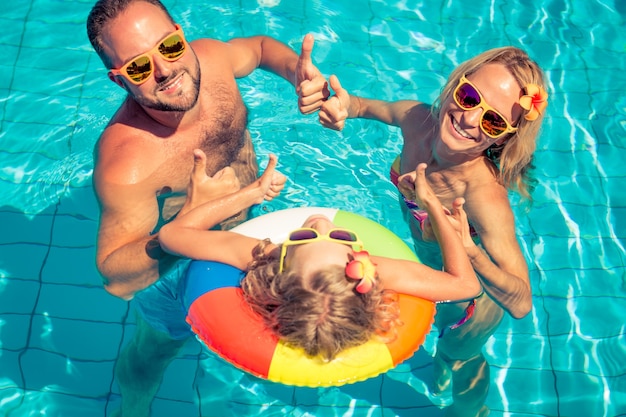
[184,207,435,387]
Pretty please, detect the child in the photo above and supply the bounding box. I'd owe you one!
[159,150,481,360]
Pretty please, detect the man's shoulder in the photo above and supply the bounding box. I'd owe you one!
[189,37,230,59]
[190,37,226,47]
[95,98,156,156]
[96,119,146,154]
[93,123,159,187]
[191,38,244,76]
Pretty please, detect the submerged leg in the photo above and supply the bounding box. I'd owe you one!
[114,314,189,417]
[433,350,453,394]
[442,353,490,417]
[433,296,504,417]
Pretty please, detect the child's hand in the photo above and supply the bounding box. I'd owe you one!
[396,169,417,203]
[412,163,440,210]
[398,163,439,210]
[398,163,445,242]
[450,197,475,248]
[254,154,287,203]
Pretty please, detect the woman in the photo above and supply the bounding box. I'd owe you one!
[159,150,481,361]
[317,47,548,416]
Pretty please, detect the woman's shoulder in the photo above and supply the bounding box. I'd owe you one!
[400,103,435,131]
[464,168,509,205]
[463,177,514,231]
[399,113,437,163]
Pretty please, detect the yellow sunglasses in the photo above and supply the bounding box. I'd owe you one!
[109,24,186,85]
[453,75,518,138]
[278,228,363,273]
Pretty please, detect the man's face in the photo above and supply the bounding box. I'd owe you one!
[102,1,201,112]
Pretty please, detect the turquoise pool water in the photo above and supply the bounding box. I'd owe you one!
[1,0,625,416]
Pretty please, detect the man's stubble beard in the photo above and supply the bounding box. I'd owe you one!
[132,57,202,112]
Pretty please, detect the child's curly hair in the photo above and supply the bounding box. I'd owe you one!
[240,239,401,361]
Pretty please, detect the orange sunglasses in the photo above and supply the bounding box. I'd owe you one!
[109,24,186,85]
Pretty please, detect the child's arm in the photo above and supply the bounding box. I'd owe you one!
[158,151,284,269]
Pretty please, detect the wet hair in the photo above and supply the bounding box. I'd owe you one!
[86,0,175,68]
[434,47,547,199]
[241,239,401,361]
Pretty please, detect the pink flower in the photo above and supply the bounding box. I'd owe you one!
[345,251,377,294]
[519,84,548,121]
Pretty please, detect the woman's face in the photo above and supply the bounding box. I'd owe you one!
[438,63,523,158]
[281,215,354,278]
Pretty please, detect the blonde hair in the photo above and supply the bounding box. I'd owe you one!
[241,239,401,361]
[434,47,547,199]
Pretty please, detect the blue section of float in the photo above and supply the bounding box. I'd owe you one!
[183,261,245,309]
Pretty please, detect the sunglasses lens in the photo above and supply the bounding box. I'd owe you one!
[456,83,481,109]
[125,55,152,83]
[159,34,185,60]
[329,230,358,242]
[482,110,508,137]
[289,229,318,241]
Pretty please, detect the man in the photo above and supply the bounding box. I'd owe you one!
[86,0,327,415]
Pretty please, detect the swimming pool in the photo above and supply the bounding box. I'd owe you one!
[1,0,625,416]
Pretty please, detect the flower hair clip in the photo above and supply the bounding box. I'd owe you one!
[519,83,548,121]
[345,250,377,294]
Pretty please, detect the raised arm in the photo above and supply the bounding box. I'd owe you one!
[318,74,421,130]
[224,34,328,114]
[376,164,481,302]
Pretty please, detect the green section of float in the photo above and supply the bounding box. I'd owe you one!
[334,211,418,262]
